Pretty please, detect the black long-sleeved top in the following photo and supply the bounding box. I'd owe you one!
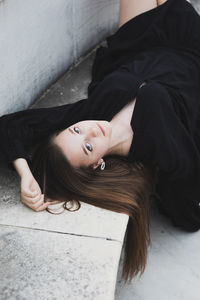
[1,0,200,231]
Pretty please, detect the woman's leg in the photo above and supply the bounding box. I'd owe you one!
[118,0,191,28]
[118,0,157,28]
[157,0,167,5]
[157,0,190,4]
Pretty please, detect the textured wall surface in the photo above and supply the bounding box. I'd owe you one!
[191,0,200,12]
[0,0,119,115]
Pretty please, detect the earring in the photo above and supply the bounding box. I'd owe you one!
[100,161,105,170]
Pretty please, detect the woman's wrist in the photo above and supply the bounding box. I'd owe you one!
[13,158,34,179]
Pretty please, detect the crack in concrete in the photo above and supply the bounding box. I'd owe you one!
[0,223,122,244]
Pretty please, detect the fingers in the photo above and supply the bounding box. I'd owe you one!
[22,189,39,198]
[21,193,51,212]
[21,189,38,198]
[35,201,51,212]
[22,193,41,205]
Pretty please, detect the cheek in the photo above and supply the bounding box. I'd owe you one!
[95,138,109,156]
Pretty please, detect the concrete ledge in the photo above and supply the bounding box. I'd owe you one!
[0,164,128,300]
[0,167,128,242]
[0,226,123,300]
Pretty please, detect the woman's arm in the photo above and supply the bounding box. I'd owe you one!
[13,158,51,211]
[0,98,86,170]
[13,158,33,178]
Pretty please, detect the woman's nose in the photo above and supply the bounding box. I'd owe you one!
[88,126,98,138]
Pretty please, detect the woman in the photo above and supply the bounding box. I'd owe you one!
[0,0,200,284]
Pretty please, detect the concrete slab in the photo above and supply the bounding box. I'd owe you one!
[0,168,128,243]
[0,225,121,300]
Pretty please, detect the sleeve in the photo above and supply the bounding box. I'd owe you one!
[0,99,87,171]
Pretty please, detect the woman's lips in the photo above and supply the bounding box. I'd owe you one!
[97,123,105,136]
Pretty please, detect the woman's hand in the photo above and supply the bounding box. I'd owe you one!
[20,175,51,212]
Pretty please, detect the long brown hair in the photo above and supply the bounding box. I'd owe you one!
[30,129,158,284]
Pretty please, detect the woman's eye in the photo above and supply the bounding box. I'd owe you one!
[74,127,80,134]
[86,143,93,152]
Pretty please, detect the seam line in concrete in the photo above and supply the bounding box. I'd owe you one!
[0,223,122,244]
[32,40,103,106]
[72,1,77,62]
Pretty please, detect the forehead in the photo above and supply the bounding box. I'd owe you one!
[55,128,89,167]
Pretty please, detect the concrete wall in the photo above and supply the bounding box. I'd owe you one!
[0,0,119,115]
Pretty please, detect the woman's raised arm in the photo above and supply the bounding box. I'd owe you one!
[0,98,86,171]
[13,157,34,178]
[13,158,51,212]
[0,99,87,211]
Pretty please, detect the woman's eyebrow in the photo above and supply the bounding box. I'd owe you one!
[82,145,88,156]
[68,128,88,156]
[68,128,75,134]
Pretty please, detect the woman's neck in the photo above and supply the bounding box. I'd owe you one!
[106,98,136,157]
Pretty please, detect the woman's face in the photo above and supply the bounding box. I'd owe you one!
[54,120,112,168]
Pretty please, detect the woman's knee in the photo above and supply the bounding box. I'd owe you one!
[157,0,167,5]
[119,0,157,28]
[157,0,191,5]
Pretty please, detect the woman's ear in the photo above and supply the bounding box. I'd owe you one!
[92,158,104,170]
